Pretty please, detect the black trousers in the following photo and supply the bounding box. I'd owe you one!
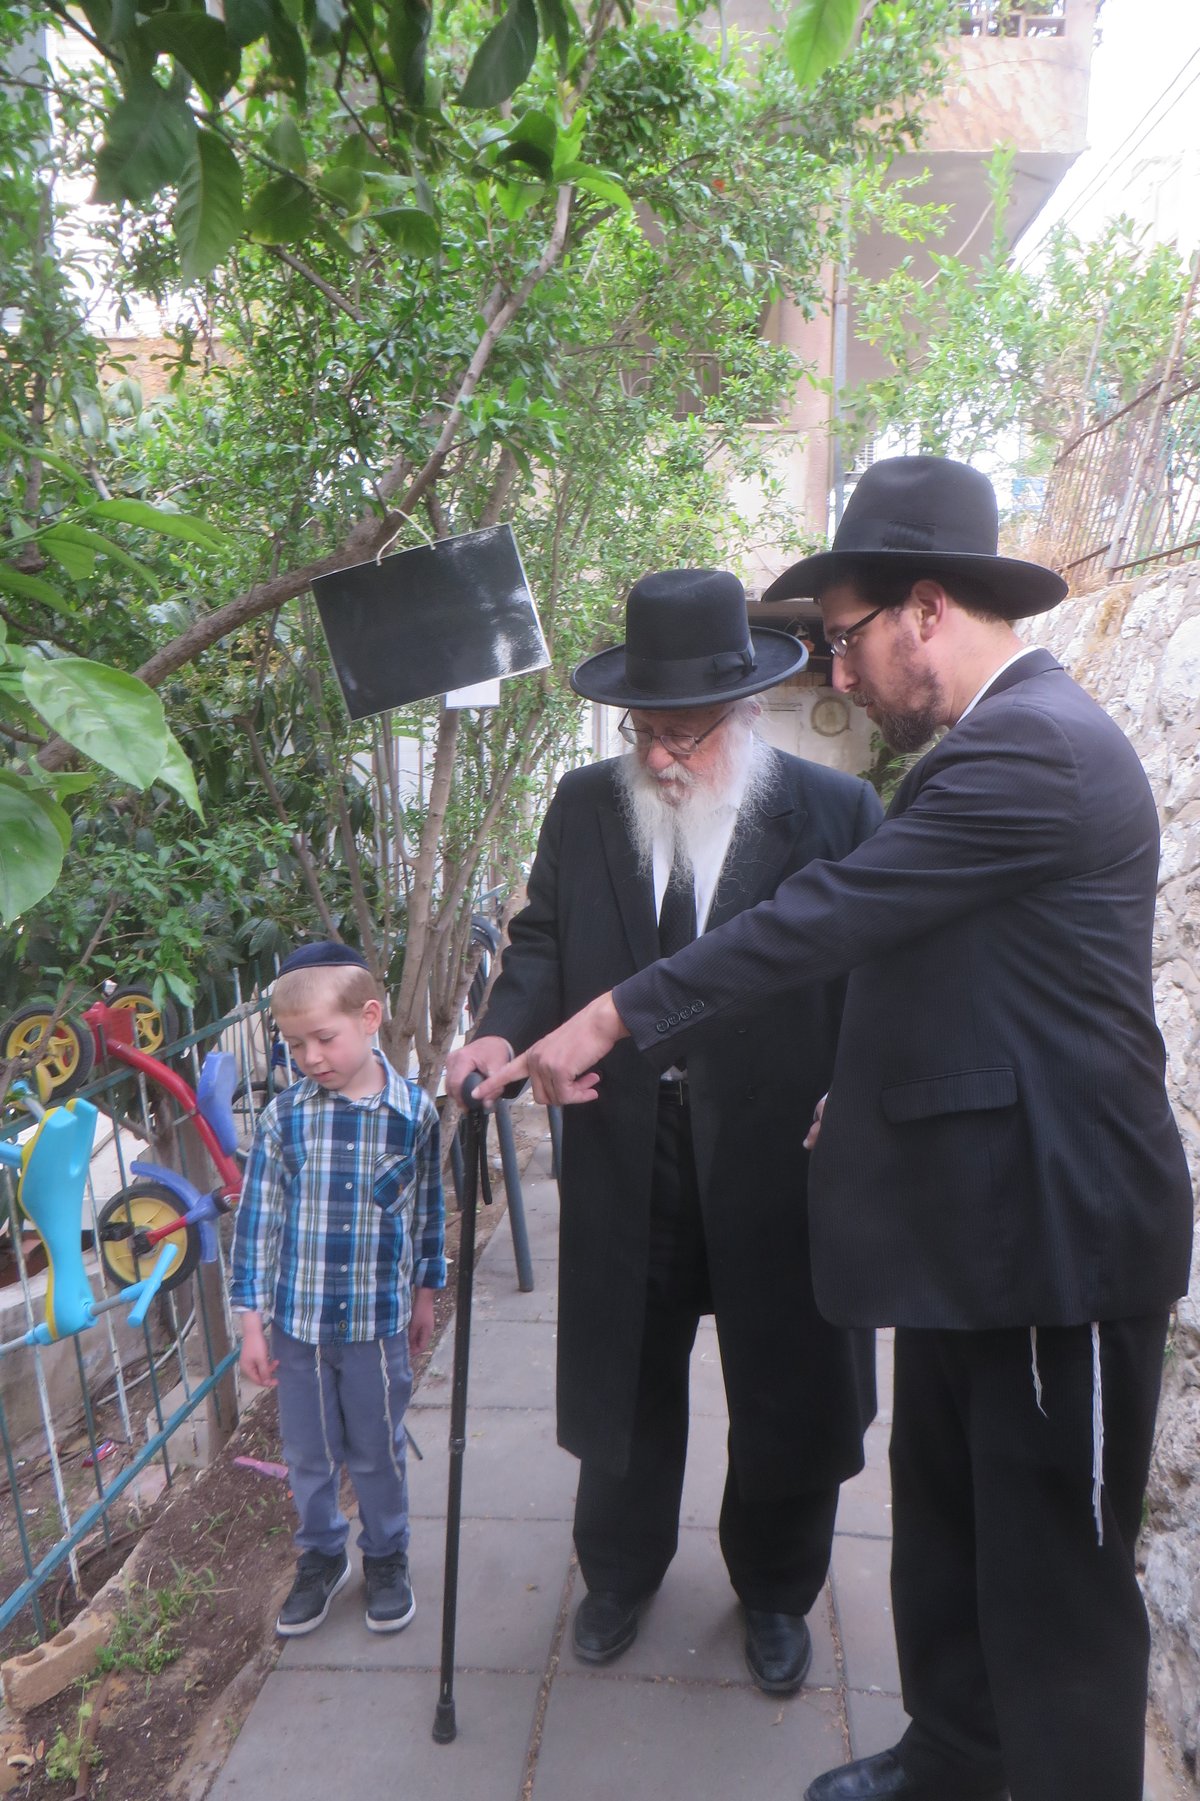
[891,1314,1169,1801]
[573,1091,840,1614]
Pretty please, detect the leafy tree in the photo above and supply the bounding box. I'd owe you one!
[2,0,958,1081]
[845,150,1200,464]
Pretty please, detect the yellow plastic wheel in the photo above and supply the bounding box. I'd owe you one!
[96,1184,199,1293]
[0,1005,96,1099]
[109,986,181,1056]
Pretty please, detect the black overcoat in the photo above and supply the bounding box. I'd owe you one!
[479,750,882,1496]
[616,653,1194,1330]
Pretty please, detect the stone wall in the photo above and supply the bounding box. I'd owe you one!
[1032,561,1200,1781]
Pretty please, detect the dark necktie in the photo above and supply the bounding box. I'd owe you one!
[658,853,697,958]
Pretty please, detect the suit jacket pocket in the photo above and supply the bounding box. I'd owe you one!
[881,1067,1018,1124]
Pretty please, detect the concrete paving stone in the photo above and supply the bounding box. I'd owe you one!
[471,1262,559,1324]
[207,1667,542,1801]
[281,1517,574,1675]
[420,1318,558,1410]
[845,1686,908,1760]
[591,1528,840,1691]
[532,1668,847,1801]
[688,1330,729,1417]
[874,1332,894,1427]
[407,1405,579,1522]
[834,1424,893,1540]
[830,1534,900,1696]
[678,1409,729,1529]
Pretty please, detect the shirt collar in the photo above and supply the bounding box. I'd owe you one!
[294,1051,415,1114]
[956,646,1042,725]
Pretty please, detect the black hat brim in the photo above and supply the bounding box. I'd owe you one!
[763,549,1068,620]
[570,627,808,709]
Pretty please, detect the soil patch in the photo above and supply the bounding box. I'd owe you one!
[3,1100,548,1801]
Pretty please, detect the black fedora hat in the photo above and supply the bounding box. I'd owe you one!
[763,455,1067,620]
[571,569,808,710]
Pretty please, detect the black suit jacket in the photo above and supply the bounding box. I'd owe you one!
[479,750,882,1492]
[615,653,1193,1330]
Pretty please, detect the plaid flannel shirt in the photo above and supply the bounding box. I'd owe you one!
[230,1054,445,1344]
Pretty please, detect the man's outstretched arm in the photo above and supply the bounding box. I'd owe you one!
[474,991,627,1107]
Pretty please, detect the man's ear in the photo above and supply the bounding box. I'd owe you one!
[362,997,384,1035]
[910,578,949,640]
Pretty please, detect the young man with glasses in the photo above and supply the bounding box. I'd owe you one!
[483,459,1192,1801]
[447,567,882,1693]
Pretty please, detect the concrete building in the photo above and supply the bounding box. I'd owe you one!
[737,0,1100,776]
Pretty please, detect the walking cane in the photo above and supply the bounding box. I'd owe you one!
[433,1071,493,1744]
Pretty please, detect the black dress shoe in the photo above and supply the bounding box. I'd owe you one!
[572,1589,646,1663]
[803,1748,1009,1801]
[743,1609,812,1694]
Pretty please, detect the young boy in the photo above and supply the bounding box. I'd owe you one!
[231,942,445,1637]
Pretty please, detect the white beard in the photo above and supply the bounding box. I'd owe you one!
[614,726,777,884]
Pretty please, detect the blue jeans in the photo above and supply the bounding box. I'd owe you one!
[272,1326,413,1560]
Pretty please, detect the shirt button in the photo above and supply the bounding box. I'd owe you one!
[345,1182,352,1189]
[343,1224,351,1233]
[339,1302,347,1310]
[341,1265,349,1273]
[346,1143,354,1150]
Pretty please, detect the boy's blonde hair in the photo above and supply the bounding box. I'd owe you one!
[270,962,381,1023]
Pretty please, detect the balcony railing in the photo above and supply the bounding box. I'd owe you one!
[959,2,1067,36]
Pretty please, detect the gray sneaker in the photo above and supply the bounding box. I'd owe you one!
[363,1552,416,1633]
[276,1550,351,1637]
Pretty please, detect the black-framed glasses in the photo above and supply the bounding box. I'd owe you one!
[617,708,735,758]
[826,603,889,660]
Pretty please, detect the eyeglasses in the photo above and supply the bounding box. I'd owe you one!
[617,708,734,758]
[825,603,889,660]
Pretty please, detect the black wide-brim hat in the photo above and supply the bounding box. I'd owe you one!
[763,455,1068,620]
[571,569,808,710]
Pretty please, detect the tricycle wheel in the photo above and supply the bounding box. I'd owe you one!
[0,1004,96,1099]
[96,1184,199,1293]
[109,985,181,1055]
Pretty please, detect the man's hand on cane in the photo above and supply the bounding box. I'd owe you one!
[475,992,629,1108]
[444,1036,514,1105]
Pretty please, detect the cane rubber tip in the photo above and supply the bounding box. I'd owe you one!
[432,1700,457,1743]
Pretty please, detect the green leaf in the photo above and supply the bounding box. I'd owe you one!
[320,166,366,214]
[495,108,556,177]
[267,115,307,171]
[312,0,347,32]
[40,522,161,592]
[373,206,440,256]
[22,657,170,789]
[494,180,542,222]
[87,498,232,550]
[246,172,317,244]
[783,0,857,90]
[0,564,79,617]
[224,0,275,49]
[176,128,244,282]
[335,132,369,170]
[155,731,205,818]
[0,772,68,926]
[137,13,242,100]
[0,427,91,495]
[459,0,538,109]
[535,0,576,73]
[266,12,308,108]
[556,162,631,211]
[387,0,431,105]
[94,77,196,204]
[40,526,96,582]
[163,969,195,1007]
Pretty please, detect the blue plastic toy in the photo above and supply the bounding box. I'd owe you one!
[0,1099,177,1355]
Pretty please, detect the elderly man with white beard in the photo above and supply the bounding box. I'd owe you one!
[446,569,882,1691]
